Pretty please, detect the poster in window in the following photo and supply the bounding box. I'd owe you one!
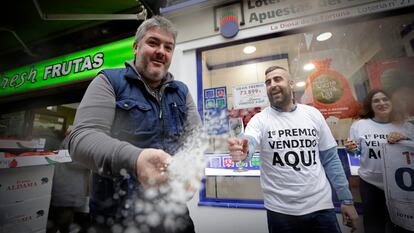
[301,59,361,146]
[203,87,228,135]
[205,89,215,99]
[216,87,226,98]
[216,98,226,108]
[366,57,414,92]
[232,82,268,110]
[366,57,414,116]
[206,99,215,109]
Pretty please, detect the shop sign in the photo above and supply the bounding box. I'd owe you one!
[0,37,135,97]
[214,1,245,38]
[245,0,376,27]
[250,0,414,33]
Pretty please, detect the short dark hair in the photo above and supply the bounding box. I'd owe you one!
[265,65,288,76]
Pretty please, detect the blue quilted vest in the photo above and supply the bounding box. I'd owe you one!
[90,64,189,220]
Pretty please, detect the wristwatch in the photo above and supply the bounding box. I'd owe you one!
[341,199,354,205]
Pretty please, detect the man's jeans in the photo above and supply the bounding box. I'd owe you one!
[267,208,341,233]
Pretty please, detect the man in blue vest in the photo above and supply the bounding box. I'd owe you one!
[69,16,201,233]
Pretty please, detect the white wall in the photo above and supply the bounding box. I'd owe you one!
[170,48,198,102]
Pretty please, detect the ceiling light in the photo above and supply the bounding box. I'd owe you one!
[303,63,315,71]
[316,32,332,41]
[296,81,306,87]
[243,46,256,54]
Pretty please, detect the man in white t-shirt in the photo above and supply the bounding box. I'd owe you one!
[228,66,358,233]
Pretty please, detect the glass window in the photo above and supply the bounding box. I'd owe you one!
[0,103,79,152]
[200,12,414,152]
[0,111,28,138]
[198,12,414,207]
[31,112,66,151]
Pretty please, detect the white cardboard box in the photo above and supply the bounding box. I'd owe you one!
[0,138,46,150]
[0,165,54,205]
[0,150,71,232]
[0,150,72,169]
[0,196,50,233]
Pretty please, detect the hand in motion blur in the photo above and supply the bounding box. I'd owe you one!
[228,137,249,162]
[136,148,171,188]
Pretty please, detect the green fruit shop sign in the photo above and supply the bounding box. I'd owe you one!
[0,37,135,97]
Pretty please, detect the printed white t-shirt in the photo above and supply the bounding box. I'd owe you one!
[349,119,414,189]
[245,104,337,215]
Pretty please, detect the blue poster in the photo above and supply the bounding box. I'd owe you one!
[203,87,228,135]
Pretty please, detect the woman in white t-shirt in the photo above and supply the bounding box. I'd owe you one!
[345,89,413,233]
